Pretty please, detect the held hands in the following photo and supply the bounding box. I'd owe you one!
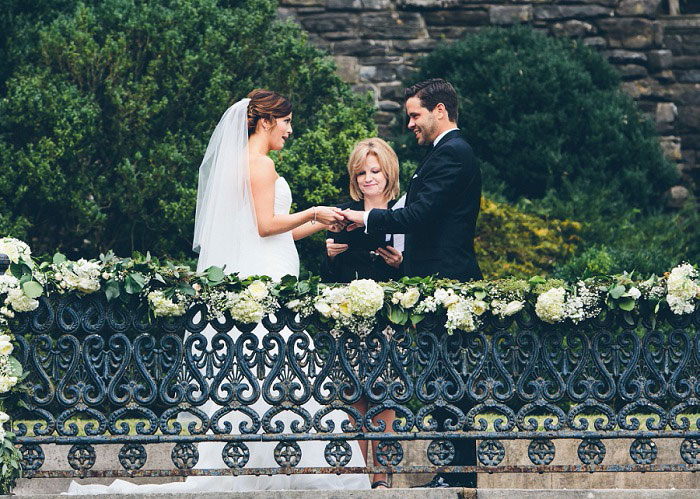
[314,206,345,226]
[340,209,365,231]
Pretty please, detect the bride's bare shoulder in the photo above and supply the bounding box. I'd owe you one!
[249,154,277,183]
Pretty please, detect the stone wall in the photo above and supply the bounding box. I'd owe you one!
[277,0,700,199]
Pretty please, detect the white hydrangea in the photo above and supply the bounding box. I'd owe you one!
[347,279,384,317]
[0,237,31,267]
[147,290,186,318]
[535,287,567,323]
[5,287,39,313]
[54,259,102,294]
[0,410,8,440]
[666,263,699,315]
[226,292,265,324]
[0,275,19,295]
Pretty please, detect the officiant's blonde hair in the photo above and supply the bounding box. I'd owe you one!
[347,138,400,202]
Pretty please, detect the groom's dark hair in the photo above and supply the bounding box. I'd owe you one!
[405,78,458,122]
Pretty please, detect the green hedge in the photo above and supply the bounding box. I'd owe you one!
[0,0,375,267]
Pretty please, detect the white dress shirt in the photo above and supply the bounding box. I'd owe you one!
[362,128,460,231]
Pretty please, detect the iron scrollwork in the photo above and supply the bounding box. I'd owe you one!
[6,295,700,481]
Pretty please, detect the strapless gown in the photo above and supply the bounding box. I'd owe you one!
[67,177,370,493]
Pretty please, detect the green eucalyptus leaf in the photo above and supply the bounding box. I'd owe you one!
[387,304,408,325]
[177,283,196,296]
[124,273,146,294]
[7,357,22,377]
[623,311,635,326]
[609,285,626,299]
[206,266,226,283]
[21,280,43,299]
[618,297,636,311]
[104,281,120,301]
[410,313,425,325]
[474,290,487,300]
[52,252,67,265]
[9,263,24,279]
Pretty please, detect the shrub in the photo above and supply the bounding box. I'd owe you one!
[0,0,375,266]
[476,198,581,278]
[396,25,678,211]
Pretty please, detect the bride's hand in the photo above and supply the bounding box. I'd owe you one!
[314,206,344,225]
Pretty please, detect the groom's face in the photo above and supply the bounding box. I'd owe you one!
[406,96,438,146]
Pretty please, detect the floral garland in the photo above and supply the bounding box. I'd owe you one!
[0,236,698,488]
[0,238,31,492]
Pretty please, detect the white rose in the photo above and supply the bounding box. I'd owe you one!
[399,288,420,309]
[0,335,13,356]
[247,280,268,300]
[286,299,301,310]
[624,287,641,300]
[503,300,525,316]
[102,272,111,280]
[54,273,63,281]
[472,300,488,316]
[314,302,332,317]
[0,411,9,424]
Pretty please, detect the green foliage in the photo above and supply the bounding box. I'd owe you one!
[398,25,678,211]
[476,198,581,279]
[554,198,700,280]
[0,0,375,267]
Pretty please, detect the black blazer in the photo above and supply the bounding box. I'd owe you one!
[366,130,482,281]
[321,200,402,283]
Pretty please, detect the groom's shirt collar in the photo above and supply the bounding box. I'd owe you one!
[433,127,459,147]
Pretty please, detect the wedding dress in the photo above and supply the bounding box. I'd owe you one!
[67,100,370,493]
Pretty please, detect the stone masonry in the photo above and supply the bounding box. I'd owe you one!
[277,0,700,200]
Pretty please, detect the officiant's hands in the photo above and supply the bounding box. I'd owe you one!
[325,238,348,260]
[341,209,365,231]
[376,246,403,268]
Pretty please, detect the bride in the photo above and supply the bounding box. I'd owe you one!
[67,90,370,493]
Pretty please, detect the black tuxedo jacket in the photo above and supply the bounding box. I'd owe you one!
[366,130,482,281]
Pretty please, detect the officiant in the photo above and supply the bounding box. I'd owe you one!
[321,137,404,284]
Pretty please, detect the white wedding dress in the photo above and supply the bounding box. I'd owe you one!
[67,177,370,494]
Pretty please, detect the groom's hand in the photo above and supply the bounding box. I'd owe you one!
[342,209,365,231]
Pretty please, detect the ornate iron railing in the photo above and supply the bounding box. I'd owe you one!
[8,292,700,481]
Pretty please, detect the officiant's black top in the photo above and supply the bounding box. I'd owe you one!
[366,130,482,281]
[321,200,401,283]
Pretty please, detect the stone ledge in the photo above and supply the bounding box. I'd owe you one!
[2,490,468,499]
[5,489,700,499]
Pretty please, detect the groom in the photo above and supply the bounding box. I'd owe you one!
[342,78,482,488]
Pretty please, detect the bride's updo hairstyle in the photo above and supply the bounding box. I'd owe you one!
[246,89,292,136]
